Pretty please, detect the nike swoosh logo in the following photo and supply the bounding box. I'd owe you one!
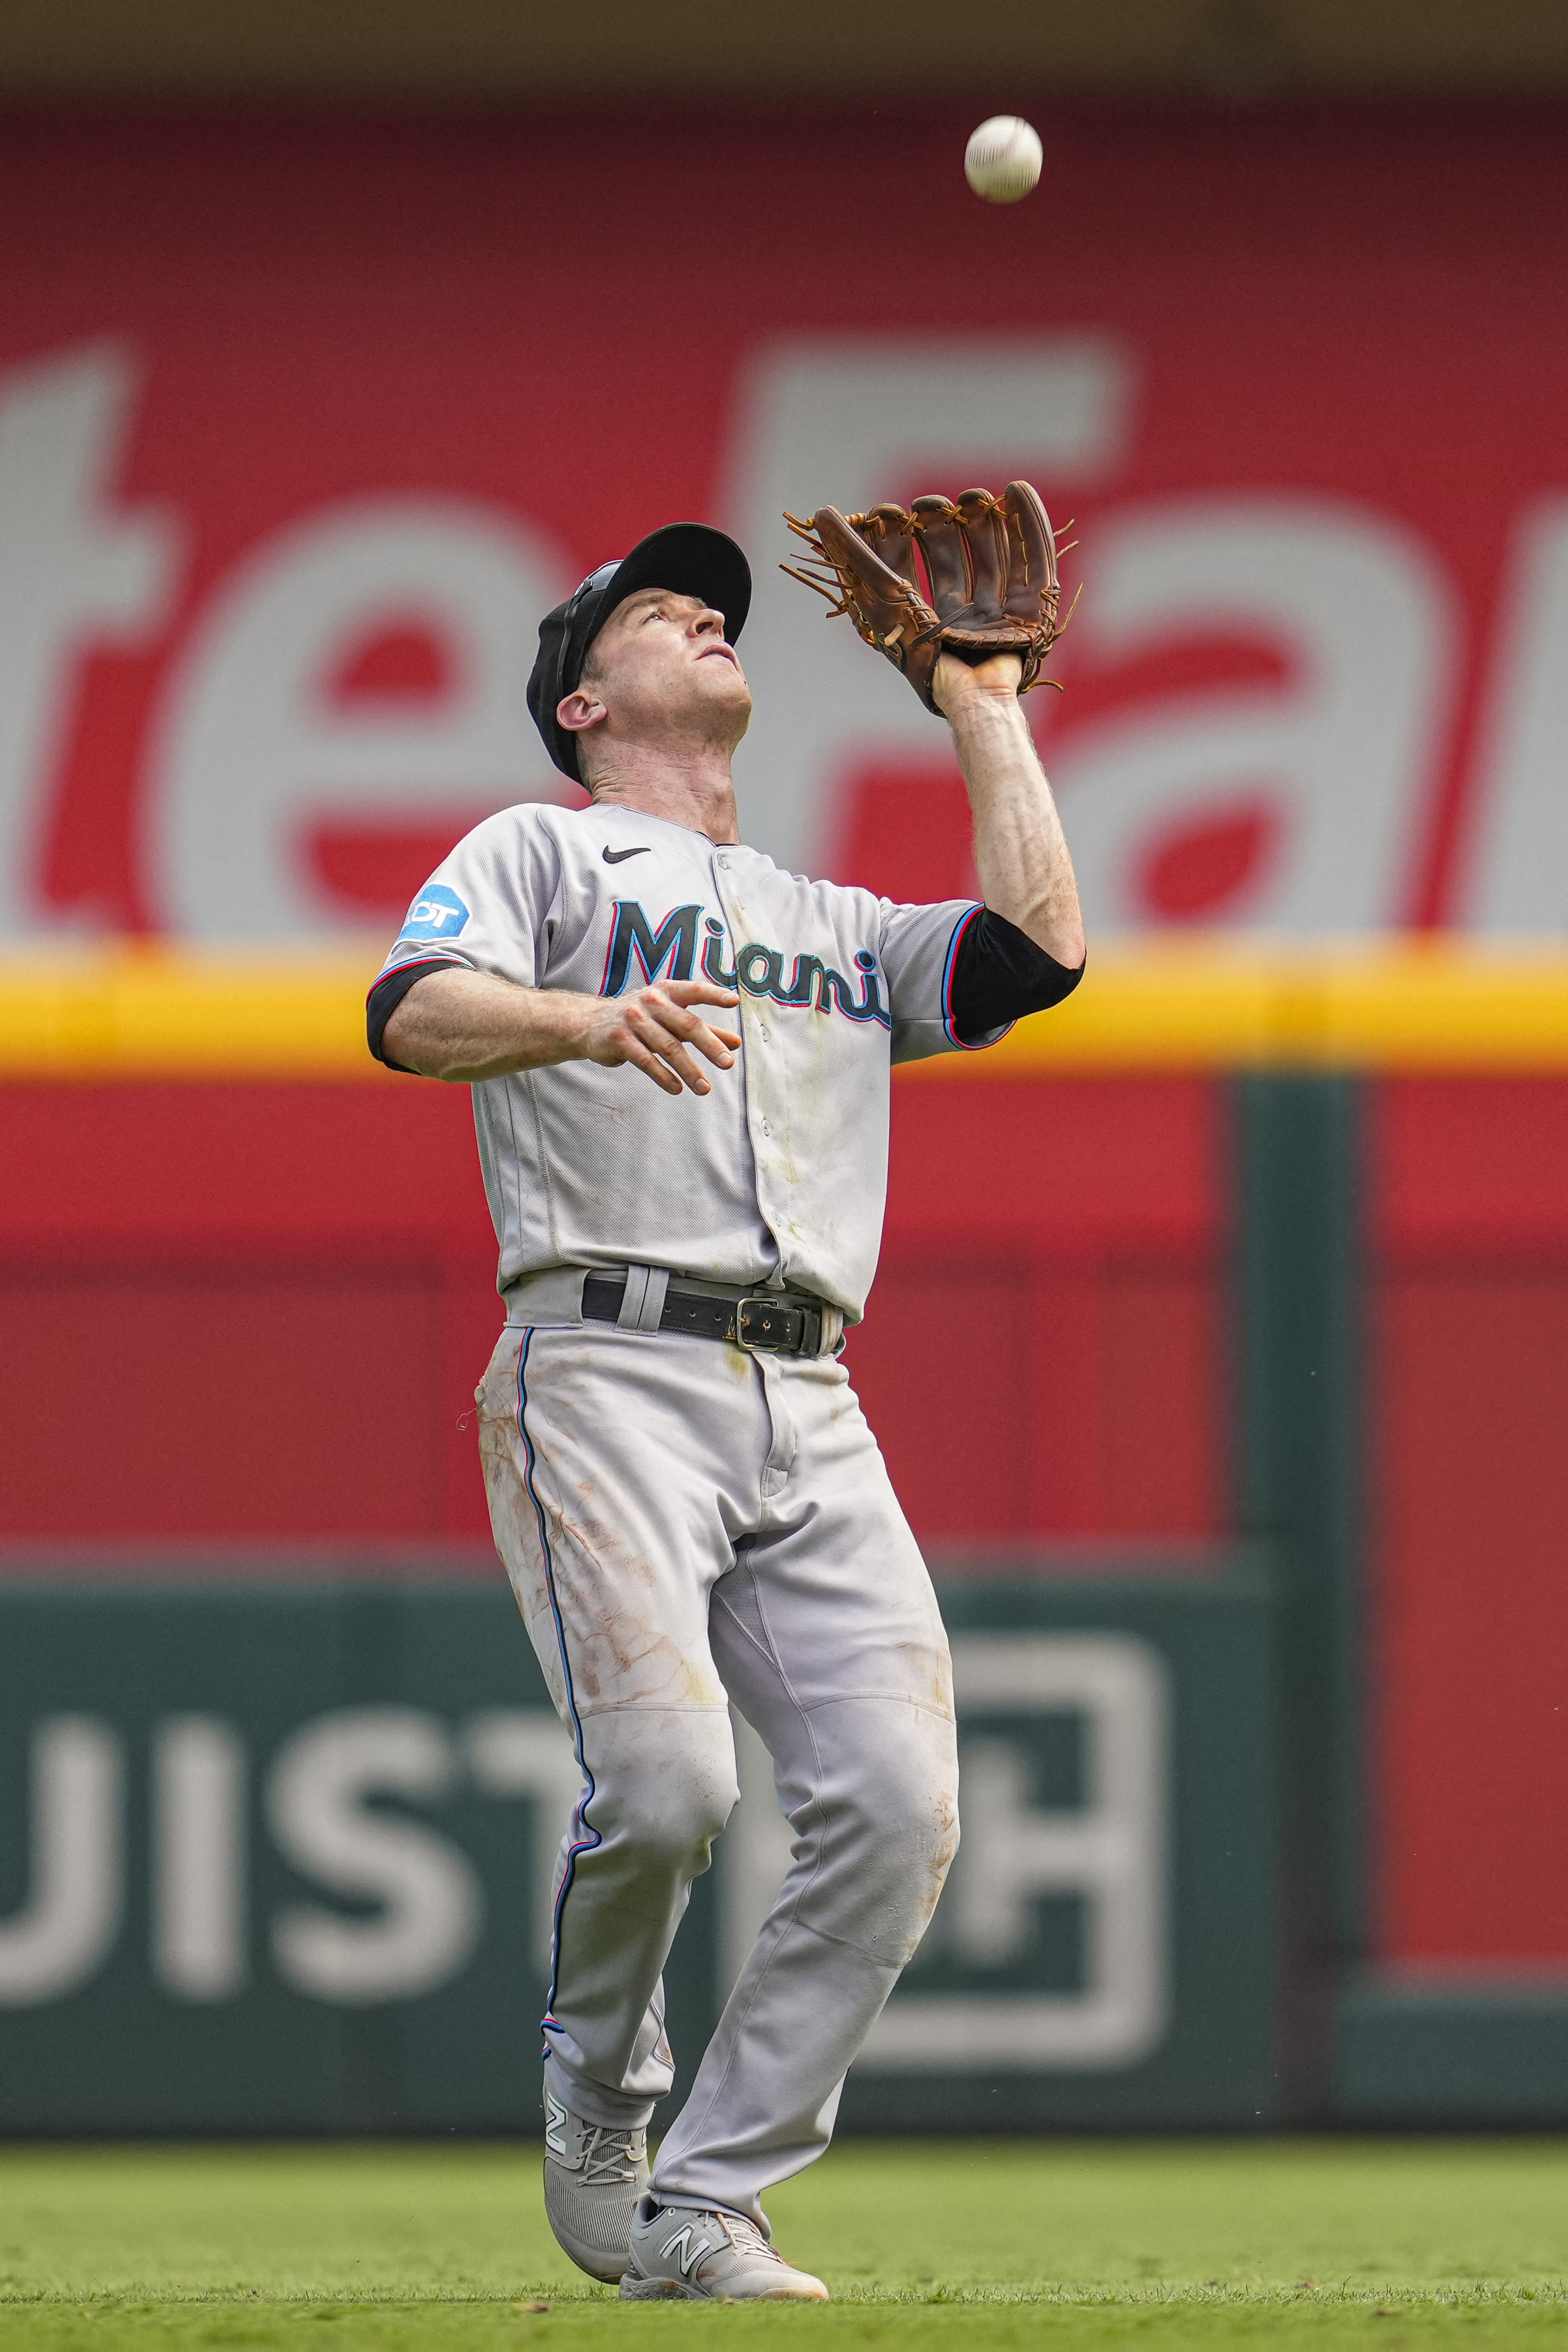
[602,845,651,864]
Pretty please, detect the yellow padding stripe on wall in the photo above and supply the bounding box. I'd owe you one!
[0,951,389,1080]
[4,943,1568,1080]
[951,944,1568,1077]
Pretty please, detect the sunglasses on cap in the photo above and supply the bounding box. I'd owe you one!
[555,561,621,715]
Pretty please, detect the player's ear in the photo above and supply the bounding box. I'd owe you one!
[556,687,607,736]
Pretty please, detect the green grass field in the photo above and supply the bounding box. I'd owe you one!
[2,2140,1566,2346]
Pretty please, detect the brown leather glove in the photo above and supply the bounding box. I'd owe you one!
[782,481,1075,712]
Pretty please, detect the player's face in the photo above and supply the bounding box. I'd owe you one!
[573,588,752,752]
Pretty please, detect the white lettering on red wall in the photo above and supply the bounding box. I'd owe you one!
[0,112,1563,941]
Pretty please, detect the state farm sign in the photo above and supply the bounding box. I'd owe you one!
[1,111,1562,941]
[0,345,573,943]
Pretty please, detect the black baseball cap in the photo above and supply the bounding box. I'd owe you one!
[527,522,753,783]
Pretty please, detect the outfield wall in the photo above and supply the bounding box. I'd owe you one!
[3,951,1567,2125]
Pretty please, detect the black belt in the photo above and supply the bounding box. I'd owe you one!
[582,1273,835,1357]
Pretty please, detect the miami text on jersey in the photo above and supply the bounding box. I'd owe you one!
[600,901,891,1028]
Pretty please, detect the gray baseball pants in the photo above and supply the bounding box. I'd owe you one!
[476,1316,959,2226]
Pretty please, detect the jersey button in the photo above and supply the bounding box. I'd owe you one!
[759,1024,771,1041]
[760,1119,773,1136]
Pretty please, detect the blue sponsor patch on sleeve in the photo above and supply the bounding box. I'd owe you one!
[397,882,471,941]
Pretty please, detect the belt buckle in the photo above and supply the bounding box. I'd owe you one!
[735,1296,801,1355]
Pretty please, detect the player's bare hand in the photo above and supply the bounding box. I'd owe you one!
[580,978,743,1097]
[932,649,1024,713]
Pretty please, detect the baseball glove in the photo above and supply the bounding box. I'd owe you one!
[781,481,1076,712]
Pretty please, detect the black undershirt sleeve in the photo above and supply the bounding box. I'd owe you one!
[366,959,461,1072]
[948,908,1085,1043]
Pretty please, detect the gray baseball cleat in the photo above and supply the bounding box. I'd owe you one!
[541,2088,649,2283]
[619,2196,830,2302]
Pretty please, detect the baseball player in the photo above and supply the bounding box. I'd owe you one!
[366,492,1083,2302]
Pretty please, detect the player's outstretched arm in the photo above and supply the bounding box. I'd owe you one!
[932,650,1085,970]
[382,966,741,1096]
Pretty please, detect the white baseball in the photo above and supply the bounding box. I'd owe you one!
[964,116,1043,206]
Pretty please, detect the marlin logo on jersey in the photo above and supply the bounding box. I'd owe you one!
[601,901,890,1029]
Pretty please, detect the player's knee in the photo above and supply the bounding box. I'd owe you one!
[875,1754,960,1893]
[867,1704,959,1843]
[609,1753,739,1874]
[839,1712,960,1960]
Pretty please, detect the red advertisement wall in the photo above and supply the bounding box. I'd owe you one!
[1,104,1567,945]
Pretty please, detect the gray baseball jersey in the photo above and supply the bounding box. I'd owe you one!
[374,799,1008,1320]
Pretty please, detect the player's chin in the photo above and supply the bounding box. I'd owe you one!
[697,659,750,705]
[687,676,753,741]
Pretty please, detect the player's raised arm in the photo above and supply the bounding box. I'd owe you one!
[780,478,1084,970]
[381,965,741,1095]
[932,648,1085,969]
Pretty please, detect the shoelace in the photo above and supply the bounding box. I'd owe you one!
[717,2214,786,2267]
[579,2125,645,2188]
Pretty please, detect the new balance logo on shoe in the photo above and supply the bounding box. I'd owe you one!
[544,2093,569,2158]
[660,2226,715,2276]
